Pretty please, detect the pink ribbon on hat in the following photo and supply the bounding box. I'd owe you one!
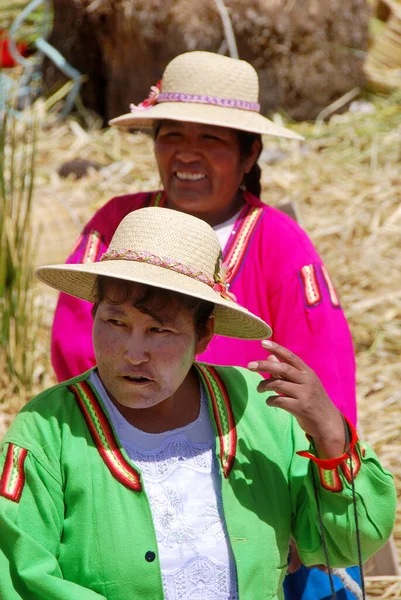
[100,249,237,303]
[130,81,260,113]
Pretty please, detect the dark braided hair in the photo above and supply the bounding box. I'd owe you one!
[236,130,263,198]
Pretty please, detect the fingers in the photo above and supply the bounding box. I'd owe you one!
[258,378,300,399]
[248,355,305,385]
[262,340,308,371]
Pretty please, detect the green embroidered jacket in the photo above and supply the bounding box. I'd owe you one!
[0,365,396,599]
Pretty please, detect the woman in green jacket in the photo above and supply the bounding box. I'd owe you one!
[0,207,396,600]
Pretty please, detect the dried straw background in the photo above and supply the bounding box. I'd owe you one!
[1,93,400,593]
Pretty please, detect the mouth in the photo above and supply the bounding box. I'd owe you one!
[121,375,153,385]
[174,171,207,182]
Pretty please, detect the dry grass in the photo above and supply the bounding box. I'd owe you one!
[0,91,400,590]
[365,576,401,598]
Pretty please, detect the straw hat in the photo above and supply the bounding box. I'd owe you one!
[35,207,272,340]
[109,51,303,140]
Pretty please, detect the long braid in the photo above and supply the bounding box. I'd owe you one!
[236,130,263,198]
[243,162,262,197]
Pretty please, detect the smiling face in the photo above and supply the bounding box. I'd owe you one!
[92,280,213,427]
[154,120,260,226]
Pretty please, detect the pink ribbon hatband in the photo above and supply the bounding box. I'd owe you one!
[157,92,260,112]
[100,249,237,302]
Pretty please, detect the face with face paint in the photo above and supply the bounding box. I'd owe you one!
[92,279,214,431]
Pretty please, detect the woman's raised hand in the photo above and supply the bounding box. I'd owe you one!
[248,340,346,459]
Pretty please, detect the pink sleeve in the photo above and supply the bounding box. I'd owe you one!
[51,193,149,382]
[251,208,358,425]
[268,264,357,425]
[51,293,96,382]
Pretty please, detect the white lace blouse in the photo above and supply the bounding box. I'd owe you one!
[90,371,239,600]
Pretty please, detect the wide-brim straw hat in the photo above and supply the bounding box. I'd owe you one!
[109,51,303,141]
[35,207,272,340]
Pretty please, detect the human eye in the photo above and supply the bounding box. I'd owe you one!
[203,133,220,141]
[160,127,181,139]
[108,318,125,327]
[150,326,171,334]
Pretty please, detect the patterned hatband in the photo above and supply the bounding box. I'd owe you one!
[100,249,214,285]
[100,249,237,302]
[157,92,260,112]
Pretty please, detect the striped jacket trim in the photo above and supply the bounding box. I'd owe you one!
[147,190,166,208]
[69,381,142,492]
[223,204,264,285]
[81,230,103,263]
[195,364,237,478]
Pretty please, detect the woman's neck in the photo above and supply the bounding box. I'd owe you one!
[166,191,245,228]
[105,367,201,434]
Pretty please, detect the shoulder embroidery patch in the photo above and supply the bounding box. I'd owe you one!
[69,381,142,492]
[0,444,28,503]
[195,364,237,478]
[317,466,343,493]
[321,265,341,308]
[299,264,322,307]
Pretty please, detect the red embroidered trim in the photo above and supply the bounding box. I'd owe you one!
[223,204,263,285]
[297,418,361,493]
[81,230,103,264]
[0,444,28,503]
[321,265,340,307]
[69,381,142,492]
[299,264,322,307]
[196,365,237,478]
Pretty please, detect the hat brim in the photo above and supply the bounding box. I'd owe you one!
[109,101,303,141]
[35,261,272,340]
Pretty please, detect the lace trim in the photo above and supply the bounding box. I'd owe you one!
[125,436,214,482]
[162,556,239,600]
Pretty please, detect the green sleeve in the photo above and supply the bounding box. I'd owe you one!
[289,420,396,567]
[0,443,106,600]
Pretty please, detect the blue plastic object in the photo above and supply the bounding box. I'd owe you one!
[3,0,83,118]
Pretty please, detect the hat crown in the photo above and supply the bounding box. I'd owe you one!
[108,207,221,281]
[161,51,259,104]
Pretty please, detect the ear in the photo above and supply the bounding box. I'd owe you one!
[195,315,215,355]
[243,137,262,174]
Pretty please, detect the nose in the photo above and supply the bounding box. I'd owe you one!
[177,150,198,164]
[124,331,150,365]
[175,138,200,163]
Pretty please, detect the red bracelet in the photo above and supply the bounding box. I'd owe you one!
[296,417,362,492]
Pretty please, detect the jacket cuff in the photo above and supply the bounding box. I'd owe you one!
[296,417,363,492]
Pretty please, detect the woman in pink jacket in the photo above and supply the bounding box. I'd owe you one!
[51,50,359,599]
